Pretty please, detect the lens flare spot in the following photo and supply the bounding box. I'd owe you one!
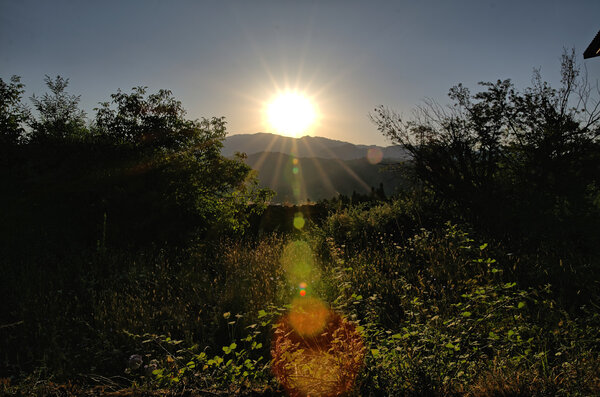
[281,240,319,287]
[272,302,365,397]
[293,213,305,230]
[288,297,329,337]
[367,147,383,164]
[291,261,311,279]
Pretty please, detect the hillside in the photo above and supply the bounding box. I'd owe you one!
[222,132,408,161]
[244,151,408,203]
[223,133,410,202]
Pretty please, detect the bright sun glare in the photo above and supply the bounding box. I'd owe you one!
[266,92,316,137]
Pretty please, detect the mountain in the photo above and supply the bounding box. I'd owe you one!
[222,132,408,161]
[243,151,409,203]
[222,133,410,203]
[221,133,408,204]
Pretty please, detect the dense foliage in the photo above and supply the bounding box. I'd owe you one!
[0,76,272,249]
[372,51,600,250]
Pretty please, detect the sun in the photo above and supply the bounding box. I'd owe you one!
[266,92,317,137]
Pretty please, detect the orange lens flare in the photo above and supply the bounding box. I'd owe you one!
[288,297,329,337]
[272,300,365,397]
[299,282,307,296]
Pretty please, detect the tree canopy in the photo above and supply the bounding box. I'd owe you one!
[0,75,29,145]
[0,76,272,248]
[372,50,600,247]
[94,86,212,150]
[29,75,88,143]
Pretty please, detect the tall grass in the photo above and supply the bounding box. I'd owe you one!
[2,203,600,396]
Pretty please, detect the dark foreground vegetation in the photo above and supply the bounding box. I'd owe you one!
[1,51,600,396]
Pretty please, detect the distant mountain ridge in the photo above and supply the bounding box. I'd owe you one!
[222,132,408,161]
[221,133,409,203]
[244,151,408,203]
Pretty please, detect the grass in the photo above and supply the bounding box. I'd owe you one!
[2,205,600,396]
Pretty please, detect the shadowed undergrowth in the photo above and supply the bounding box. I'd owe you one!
[2,216,599,396]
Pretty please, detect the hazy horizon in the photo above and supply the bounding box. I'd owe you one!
[226,131,400,147]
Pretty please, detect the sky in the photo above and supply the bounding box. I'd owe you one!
[1,0,600,146]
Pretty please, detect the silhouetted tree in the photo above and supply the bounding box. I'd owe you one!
[372,50,600,245]
[89,86,274,241]
[0,75,29,145]
[94,86,205,150]
[2,80,272,248]
[29,75,88,142]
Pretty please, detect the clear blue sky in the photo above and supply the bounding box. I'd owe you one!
[2,0,599,146]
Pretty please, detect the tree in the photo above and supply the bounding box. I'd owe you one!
[29,75,87,142]
[90,86,273,243]
[0,75,29,145]
[2,81,272,248]
[94,86,206,150]
[372,50,600,244]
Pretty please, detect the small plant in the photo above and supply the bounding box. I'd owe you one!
[123,307,281,394]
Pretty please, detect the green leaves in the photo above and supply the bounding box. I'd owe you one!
[222,343,237,355]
